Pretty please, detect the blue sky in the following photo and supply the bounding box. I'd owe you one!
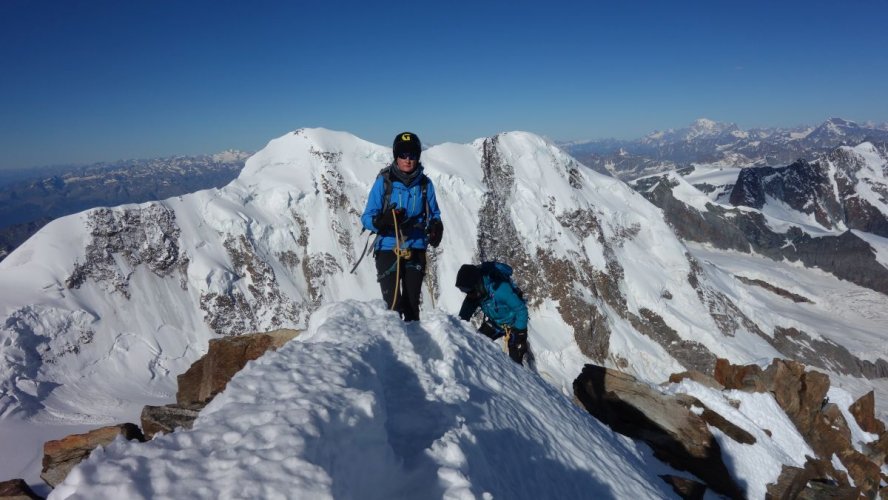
[1,0,887,169]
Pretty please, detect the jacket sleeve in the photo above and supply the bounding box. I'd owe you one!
[502,287,528,330]
[458,296,480,322]
[361,176,386,232]
[426,180,442,221]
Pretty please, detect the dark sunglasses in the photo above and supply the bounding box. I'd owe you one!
[397,152,419,160]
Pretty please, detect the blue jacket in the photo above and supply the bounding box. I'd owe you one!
[361,165,442,251]
[459,275,529,330]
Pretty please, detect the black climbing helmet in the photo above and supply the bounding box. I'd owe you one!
[393,132,421,160]
[455,264,482,293]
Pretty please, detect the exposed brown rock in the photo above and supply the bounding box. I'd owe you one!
[140,403,203,440]
[718,358,831,438]
[0,478,42,499]
[868,431,888,464]
[734,275,813,303]
[41,423,144,487]
[837,449,881,497]
[713,358,765,392]
[766,460,859,500]
[668,370,724,390]
[660,474,707,500]
[849,391,886,435]
[177,328,299,406]
[806,403,853,458]
[697,406,756,445]
[574,364,745,499]
[717,358,883,498]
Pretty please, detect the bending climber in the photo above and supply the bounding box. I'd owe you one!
[455,262,530,364]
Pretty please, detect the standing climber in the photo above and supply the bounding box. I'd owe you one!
[361,132,443,321]
[455,262,530,364]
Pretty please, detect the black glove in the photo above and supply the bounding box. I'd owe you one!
[426,219,443,247]
[508,328,528,364]
[372,205,405,233]
[478,320,504,340]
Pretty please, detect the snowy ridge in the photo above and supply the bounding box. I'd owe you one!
[47,301,881,499]
[49,301,673,499]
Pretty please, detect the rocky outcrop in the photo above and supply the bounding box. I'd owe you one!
[65,204,189,296]
[849,390,886,436]
[659,474,707,500]
[715,358,885,498]
[766,460,860,500]
[139,328,300,439]
[176,328,299,406]
[733,276,813,303]
[576,359,888,498]
[667,370,724,390]
[0,478,42,499]
[140,404,202,440]
[40,423,144,488]
[574,364,745,498]
[199,235,303,336]
[33,327,301,492]
[729,160,843,229]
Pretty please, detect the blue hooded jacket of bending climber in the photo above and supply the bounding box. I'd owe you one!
[457,262,528,331]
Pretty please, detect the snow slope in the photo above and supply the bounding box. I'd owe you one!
[48,301,675,500]
[47,301,867,500]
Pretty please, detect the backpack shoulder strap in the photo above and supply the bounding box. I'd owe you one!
[377,168,392,208]
[421,175,430,224]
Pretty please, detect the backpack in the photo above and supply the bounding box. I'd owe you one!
[480,261,525,301]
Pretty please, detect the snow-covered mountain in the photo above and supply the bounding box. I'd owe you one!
[2,128,888,495]
[632,141,888,373]
[565,118,888,180]
[642,118,747,144]
[0,150,251,262]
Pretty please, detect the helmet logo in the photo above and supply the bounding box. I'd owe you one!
[401,133,412,142]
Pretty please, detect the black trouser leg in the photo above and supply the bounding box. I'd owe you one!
[376,251,400,312]
[508,332,528,364]
[399,251,426,321]
[375,250,425,321]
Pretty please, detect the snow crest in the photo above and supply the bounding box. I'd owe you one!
[50,300,670,499]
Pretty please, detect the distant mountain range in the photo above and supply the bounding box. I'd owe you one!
[0,151,250,261]
[561,117,888,180]
[632,141,888,301]
[3,117,886,262]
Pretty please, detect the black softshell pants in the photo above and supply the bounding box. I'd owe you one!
[375,250,426,321]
